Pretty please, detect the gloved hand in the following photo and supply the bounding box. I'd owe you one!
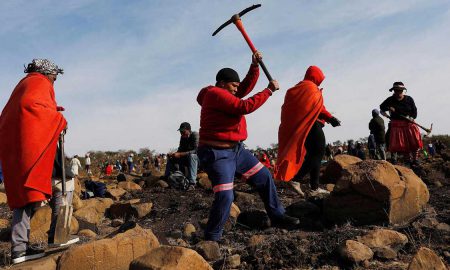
[329,117,341,127]
[57,106,65,112]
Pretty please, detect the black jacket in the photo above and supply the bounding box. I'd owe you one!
[380,95,417,120]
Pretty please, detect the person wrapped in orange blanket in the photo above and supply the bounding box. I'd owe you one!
[0,59,66,264]
[274,66,341,197]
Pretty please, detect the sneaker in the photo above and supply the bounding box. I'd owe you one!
[48,235,80,248]
[11,247,45,264]
[271,214,300,229]
[310,187,330,197]
[289,181,305,197]
[187,184,196,191]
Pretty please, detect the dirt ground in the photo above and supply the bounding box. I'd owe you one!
[0,157,449,269]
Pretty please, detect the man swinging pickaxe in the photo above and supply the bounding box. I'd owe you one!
[213,4,274,81]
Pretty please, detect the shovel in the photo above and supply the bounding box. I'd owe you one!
[53,131,73,244]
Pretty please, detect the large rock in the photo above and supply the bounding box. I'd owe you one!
[118,181,142,191]
[324,160,429,225]
[72,194,84,211]
[234,191,257,207]
[338,240,373,264]
[73,198,113,231]
[0,192,7,204]
[30,206,79,243]
[109,201,153,219]
[130,246,213,270]
[407,247,447,270]
[357,229,408,259]
[58,225,160,270]
[11,253,60,270]
[322,154,362,183]
[106,187,127,201]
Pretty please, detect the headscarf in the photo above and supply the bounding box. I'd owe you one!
[24,59,64,75]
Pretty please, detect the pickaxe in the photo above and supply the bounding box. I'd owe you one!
[213,4,274,81]
[384,113,433,135]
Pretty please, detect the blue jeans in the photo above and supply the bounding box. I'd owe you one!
[198,143,285,241]
[164,153,199,184]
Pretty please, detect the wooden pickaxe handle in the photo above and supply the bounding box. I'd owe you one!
[234,19,273,81]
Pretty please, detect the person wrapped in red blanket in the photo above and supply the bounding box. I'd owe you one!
[0,59,66,263]
[274,66,341,197]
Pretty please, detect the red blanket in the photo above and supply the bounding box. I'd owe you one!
[0,72,66,209]
[274,66,325,181]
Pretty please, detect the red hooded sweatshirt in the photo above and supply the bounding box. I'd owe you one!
[274,66,332,181]
[197,64,272,143]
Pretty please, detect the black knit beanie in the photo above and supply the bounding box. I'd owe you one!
[216,68,240,83]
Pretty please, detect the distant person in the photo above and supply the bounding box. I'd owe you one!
[115,160,122,171]
[368,134,377,159]
[143,157,150,170]
[127,154,134,173]
[427,143,435,158]
[335,146,343,156]
[380,82,422,165]
[164,122,199,187]
[69,155,82,177]
[369,109,386,160]
[434,140,446,155]
[347,140,357,157]
[325,144,333,161]
[355,142,366,160]
[0,59,69,264]
[197,51,298,241]
[85,153,92,174]
[275,66,341,197]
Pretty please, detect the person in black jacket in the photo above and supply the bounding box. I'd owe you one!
[380,82,423,165]
[369,109,386,160]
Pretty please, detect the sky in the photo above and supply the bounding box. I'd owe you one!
[1,0,449,155]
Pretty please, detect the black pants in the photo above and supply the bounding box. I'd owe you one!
[294,121,325,190]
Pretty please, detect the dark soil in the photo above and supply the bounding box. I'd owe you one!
[0,156,449,269]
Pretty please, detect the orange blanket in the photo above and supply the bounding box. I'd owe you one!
[274,67,325,181]
[0,72,66,209]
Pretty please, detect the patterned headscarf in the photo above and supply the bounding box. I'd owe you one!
[24,59,64,75]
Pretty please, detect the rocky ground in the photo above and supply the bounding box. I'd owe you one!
[0,153,449,270]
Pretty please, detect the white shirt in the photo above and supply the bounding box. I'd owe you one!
[70,158,82,176]
[85,157,91,166]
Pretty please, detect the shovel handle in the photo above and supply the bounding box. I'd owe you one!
[234,19,274,81]
[59,133,66,196]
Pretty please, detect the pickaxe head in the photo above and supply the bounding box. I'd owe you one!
[212,4,261,36]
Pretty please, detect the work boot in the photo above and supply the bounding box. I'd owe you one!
[271,214,300,229]
[11,247,45,264]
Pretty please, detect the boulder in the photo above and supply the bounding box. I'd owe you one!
[324,161,429,225]
[338,240,373,264]
[195,241,222,261]
[357,229,408,252]
[30,206,79,243]
[197,172,212,190]
[74,177,81,195]
[234,191,257,207]
[226,254,241,268]
[109,201,153,219]
[118,181,142,191]
[0,191,7,204]
[322,154,362,183]
[10,253,60,270]
[73,198,113,231]
[407,247,447,270]
[106,187,127,201]
[58,225,160,270]
[72,194,84,211]
[130,246,213,270]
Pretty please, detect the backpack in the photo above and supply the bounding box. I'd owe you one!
[85,180,107,198]
[167,171,189,190]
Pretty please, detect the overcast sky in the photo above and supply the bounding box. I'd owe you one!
[1,0,449,155]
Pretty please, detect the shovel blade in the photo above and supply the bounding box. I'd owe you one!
[54,205,72,244]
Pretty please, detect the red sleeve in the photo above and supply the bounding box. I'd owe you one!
[318,105,333,122]
[210,88,272,115]
[235,64,259,98]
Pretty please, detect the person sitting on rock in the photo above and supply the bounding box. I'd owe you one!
[380,82,422,165]
[0,59,72,264]
[197,51,299,242]
[163,122,199,187]
[275,66,341,197]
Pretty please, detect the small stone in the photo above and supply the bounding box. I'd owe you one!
[176,238,189,247]
[156,180,169,188]
[196,241,222,261]
[339,240,373,263]
[0,192,7,204]
[326,184,335,192]
[374,247,398,260]
[118,181,142,191]
[183,223,196,238]
[229,203,241,220]
[78,229,97,239]
[434,181,443,187]
[436,223,450,232]
[248,235,266,247]
[226,254,241,268]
